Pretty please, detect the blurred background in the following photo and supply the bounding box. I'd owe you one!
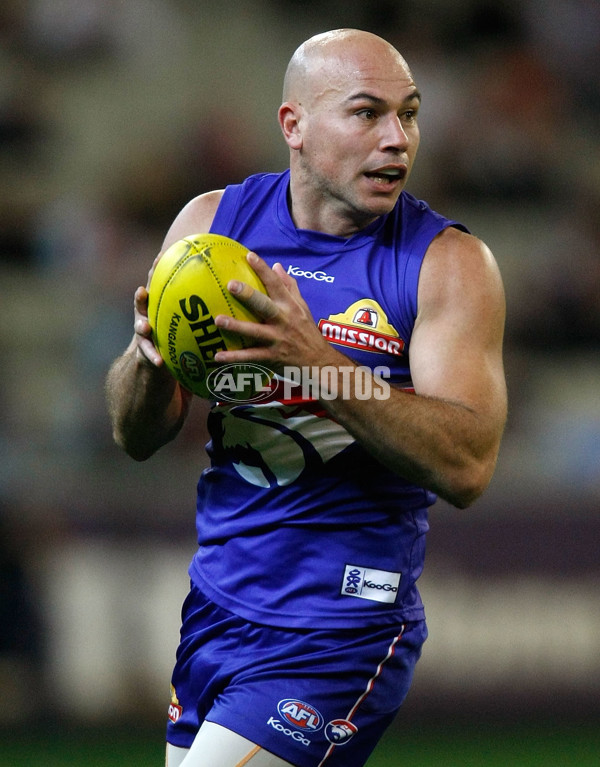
[1,0,599,764]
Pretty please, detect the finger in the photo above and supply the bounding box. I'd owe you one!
[137,337,164,367]
[214,313,275,344]
[214,346,275,366]
[134,285,150,317]
[272,261,293,287]
[244,252,293,301]
[134,287,153,338]
[134,314,163,366]
[135,315,153,339]
[228,279,279,320]
[133,285,163,366]
[272,262,304,300]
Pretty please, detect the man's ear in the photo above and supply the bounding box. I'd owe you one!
[278,102,303,150]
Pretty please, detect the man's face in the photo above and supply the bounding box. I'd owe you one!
[292,44,421,234]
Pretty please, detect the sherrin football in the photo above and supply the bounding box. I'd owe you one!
[147,233,267,398]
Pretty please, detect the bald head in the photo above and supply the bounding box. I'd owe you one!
[278,28,421,235]
[282,29,414,106]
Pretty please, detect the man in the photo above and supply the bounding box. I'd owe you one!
[106,28,506,767]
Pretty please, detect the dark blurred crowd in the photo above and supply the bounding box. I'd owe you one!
[1,0,599,725]
[1,0,599,345]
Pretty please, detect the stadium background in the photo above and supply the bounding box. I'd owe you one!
[1,0,599,764]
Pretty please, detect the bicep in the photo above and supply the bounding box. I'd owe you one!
[409,230,507,427]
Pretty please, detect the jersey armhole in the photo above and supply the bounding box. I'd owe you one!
[209,184,243,236]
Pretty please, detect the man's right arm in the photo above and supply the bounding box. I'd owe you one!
[105,190,223,460]
[105,289,193,461]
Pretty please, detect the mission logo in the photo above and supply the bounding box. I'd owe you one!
[318,299,405,357]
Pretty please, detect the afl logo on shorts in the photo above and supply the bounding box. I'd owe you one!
[325,719,358,744]
[277,699,323,732]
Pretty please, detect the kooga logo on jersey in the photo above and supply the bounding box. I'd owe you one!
[287,265,335,283]
[342,564,401,604]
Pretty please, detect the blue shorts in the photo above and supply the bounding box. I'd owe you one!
[166,584,427,767]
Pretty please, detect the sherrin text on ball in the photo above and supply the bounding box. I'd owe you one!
[147,233,267,398]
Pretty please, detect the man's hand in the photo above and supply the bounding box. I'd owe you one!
[133,284,164,368]
[213,252,336,372]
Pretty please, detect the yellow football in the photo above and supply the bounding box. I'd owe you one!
[147,233,267,398]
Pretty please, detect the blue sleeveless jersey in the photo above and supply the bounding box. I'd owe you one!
[188,170,467,629]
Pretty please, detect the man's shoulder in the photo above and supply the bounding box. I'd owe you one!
[422,226,504,308]
[427,225,492,262]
